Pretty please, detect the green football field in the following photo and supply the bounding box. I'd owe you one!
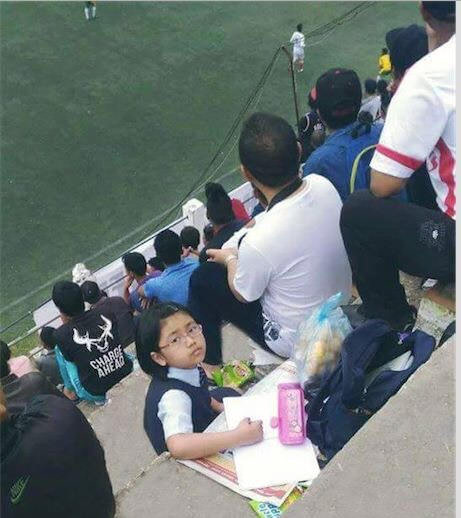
[0,1,419,348]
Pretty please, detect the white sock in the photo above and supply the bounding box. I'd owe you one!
[84,7,90,19]
[91,6,96,17]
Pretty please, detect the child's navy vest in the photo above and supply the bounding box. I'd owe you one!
[144,376,216,455]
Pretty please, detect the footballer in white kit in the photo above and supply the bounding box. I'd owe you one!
[290,23,305,73]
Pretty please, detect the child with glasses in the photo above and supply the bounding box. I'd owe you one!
[136,303,263,459]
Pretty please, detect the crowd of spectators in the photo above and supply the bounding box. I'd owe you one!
[1,2,455,513]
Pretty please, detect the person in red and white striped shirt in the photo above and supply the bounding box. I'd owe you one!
[340,1,455,331]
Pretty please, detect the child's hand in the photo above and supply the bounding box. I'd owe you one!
[235,418,263,447]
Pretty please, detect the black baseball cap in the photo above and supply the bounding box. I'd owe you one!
[422,1,455,22]
[313,68,361,128]
[386,25,428,75]
[81,280,102,305]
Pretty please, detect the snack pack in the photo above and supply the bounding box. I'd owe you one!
[212,360,254,389]
[294,292,352,396]
[249,487,304,517]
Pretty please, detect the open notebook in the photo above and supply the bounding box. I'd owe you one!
[223,392,320,490]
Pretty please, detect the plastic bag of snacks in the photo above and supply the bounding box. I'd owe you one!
[212,360,254,389]
[294,292,352,397]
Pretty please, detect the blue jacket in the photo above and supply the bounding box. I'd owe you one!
[302,121,383,202]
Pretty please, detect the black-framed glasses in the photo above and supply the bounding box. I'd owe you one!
[159,323,203,350]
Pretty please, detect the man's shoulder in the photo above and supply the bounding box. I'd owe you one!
[404,39,454,87]
[182,257,200,271]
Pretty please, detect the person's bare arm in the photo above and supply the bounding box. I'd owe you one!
[166,418,263,460]
[123,274,134,305]
[206,248,248,303]
[370,169,408,198]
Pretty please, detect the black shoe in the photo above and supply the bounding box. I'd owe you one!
[386,305,417,333]
[341,304,367,329]
[341,304,417,333]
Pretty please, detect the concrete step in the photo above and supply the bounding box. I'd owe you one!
[285,337,455,518]
[415,283,455,345]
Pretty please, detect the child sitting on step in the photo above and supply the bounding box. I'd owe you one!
[136,303,263,459]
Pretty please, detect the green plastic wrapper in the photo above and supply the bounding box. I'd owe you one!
[211,360,254,388]
[249,487,304,517]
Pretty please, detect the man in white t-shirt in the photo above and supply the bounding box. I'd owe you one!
[340,1,455,332]
[188,112,351,366]
[290,23,305,73]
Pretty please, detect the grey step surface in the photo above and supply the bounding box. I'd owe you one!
[115,455,254,518]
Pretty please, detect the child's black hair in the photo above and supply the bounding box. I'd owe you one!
[40,326,57,350]
[147,257,166,272]
[135,302,197,380]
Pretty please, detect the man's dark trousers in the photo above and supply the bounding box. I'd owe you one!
[340,190,455,329]
[188,262,267,364]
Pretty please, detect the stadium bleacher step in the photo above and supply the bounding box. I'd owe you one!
[414,282,455,345]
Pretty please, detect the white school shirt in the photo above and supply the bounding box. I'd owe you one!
[370,35,456,219]
[290,31,305,53]
[157,366,201,440]
[233,175,352,358]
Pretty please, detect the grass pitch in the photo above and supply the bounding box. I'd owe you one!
[0,1,419,349]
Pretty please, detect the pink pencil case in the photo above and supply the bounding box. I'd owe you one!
[271,383,306,445]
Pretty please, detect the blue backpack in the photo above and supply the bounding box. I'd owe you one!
[306,320,435,461]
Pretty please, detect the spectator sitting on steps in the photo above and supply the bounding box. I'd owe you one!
[198,183,247,263]
[180,226,201,259]
[123,252,161,314]
[302,68,387,202]
[138,230,199,306]
[340,1,456,332]
[188,112,351,372]
[53,281,133,404]
[81,280,135,347]
[36,327,62,386]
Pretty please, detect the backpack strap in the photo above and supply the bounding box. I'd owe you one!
[349,144,377,194]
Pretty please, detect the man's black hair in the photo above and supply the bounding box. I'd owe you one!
[205,183,234,225]
[364,78,377,95]
[135,303,195,380]
[81,281,103,305]
[297,23,303,32]
[422,1,455,22]
[154,230,182,266]
[180,226,200,249]
[0,340,11,378]
[239,112,300,188]
[147,257,165,272]
[122,251,147,277]
[40,326,57,350]
[52,281,85,317]
[382,47,388,54]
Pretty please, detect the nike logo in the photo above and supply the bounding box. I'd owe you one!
[10,476,29,505]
